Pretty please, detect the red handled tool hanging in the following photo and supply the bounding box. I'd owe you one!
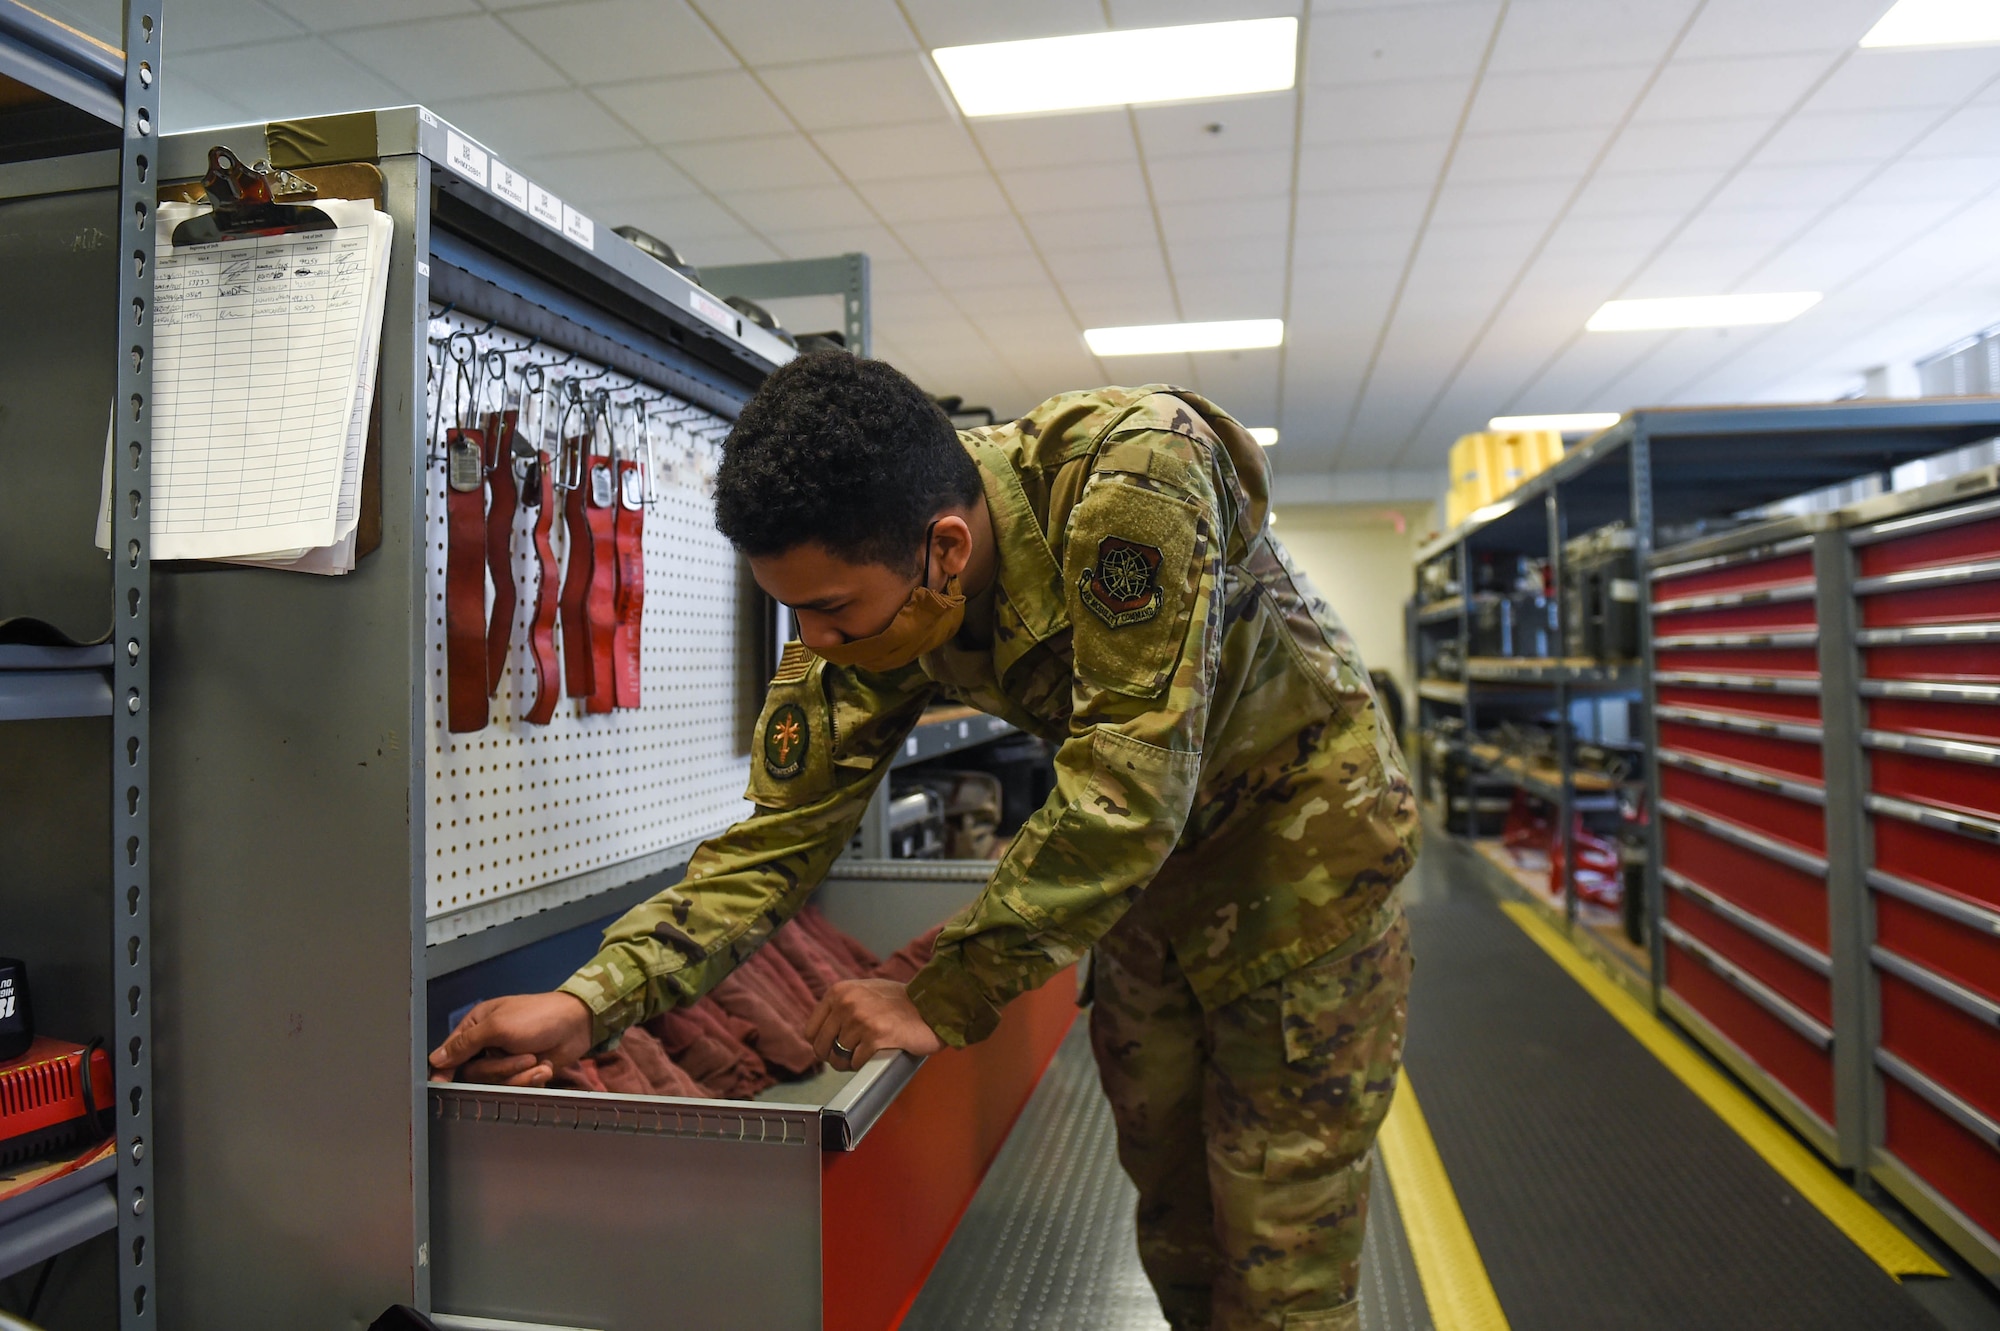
[482,349,520,700]
[519,364,563,726]
[583,389,619,714]
[609,399,648,710]
[559,380,597,703]
[440,332,490,735]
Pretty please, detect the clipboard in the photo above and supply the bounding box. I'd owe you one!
[158,151,390,563]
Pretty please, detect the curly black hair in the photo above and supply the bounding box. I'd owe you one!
[716,350,982,571]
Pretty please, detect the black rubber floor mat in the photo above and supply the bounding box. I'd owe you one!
[1403,836,1943,1330]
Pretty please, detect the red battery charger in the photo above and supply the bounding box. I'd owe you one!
[0,1038,114,1170]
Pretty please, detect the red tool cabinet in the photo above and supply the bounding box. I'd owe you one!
[1649,520,1843,1156]
[1845,472,2000,1279]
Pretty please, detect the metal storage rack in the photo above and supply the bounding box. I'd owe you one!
[0,0,159,1325]
[1412,398,2000,1285]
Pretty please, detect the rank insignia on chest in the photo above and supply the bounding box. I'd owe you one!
[763,702,809,779]
[1079,535,1164,628]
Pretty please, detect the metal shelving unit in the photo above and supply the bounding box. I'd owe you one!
[0,0,159,1324]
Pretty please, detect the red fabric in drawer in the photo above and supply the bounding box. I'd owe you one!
[1864,642,2000,684]
[1875,893,2000,1005]
[1863,581,2000,628]
[1666,942,1834,1123]
[1868,697,2000,745]
[1881,1078,2000,1243]
[1870,749,2000,821]
[1662,766,1826,852]
[1657,684,1822,724]
[1654,553,1816,600]
[1653,600,1818,636]
[1859,515,2000,577]
[1663,820,1828,947]
[1878,973,2000,1123]
[1658,721,1823,781]
[1872,816,2000,909]
[1667,891,1830,1022]
[1656,646,1820,675]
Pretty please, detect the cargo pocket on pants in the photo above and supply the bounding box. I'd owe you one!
[1283,1300,1360,1330]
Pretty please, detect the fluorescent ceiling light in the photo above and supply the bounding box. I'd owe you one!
[1585,292,1821,332]
[1861,0,2000,48]
[1488,413,1620,433]
[1249,427,1279,447]
[1084,319,1284,356]
[933,18,1297,118]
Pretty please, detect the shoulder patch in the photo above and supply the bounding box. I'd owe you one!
[1078,536,1164,628]
[771,640,814,685]
[763,702,810,780]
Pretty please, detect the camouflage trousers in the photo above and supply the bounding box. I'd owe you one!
[1089,900,1412,1331]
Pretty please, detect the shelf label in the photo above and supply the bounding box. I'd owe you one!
[444,130,488,187]
[561,204,595,250]
[528,183,563,232]
[491,161,529,211]
[689,289,737,335]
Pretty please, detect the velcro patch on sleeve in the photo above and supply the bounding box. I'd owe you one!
[1064,478,1202,698]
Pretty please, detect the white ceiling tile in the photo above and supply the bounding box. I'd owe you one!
[1177,270,1287,319]
[1168,239,1287,281]
[328,17,564,100]
[1090,350,1197,384]
[1670,205,1819,249]
[264,0,473,33]
[1626,243,1769,292]
[1910,104,2000,158]
[1293,186,1429,236]
[1854,155,2000,205]
[899,0,1102,48]
[669,134,839,191]
[171,0,305,53]
[1297,137,1450,192]
[611,192,756,243]
[1675,0,1896,60]
[1043,246,1169,285]
[161,83,249,133]
[1305,3,1502,87]
[1753,109,1941,167]
[170,37,410,121]
[961,283,1077,317]
[1026,205,1157,250]
[1296,226,1416,270]
[433,90,640,161]
[1486,0,1700,74]
[1108,0,1303,25]
[516,148,701,204]
[1159,196,1290,245]
[1807,48,2000,113]
[1449,129,1604,183]
[897,215,1035,261]
[1426,179,1567,228]
[1595,117,1772,173]
[1542,212,1683,255]
[1061,280,1182,326]
[760,53,953,131]
[724,183,876,232]
[685,234,782,264]
[925,253,1051,290]
[1632,54,1835,123]
[1302,76,1473,144]
[1151,148,1292,202]
[866,258,940,294]
[695,0,916,63]
[1568,168,1728,216]
[1464,66,1645,135]
[860,172,1010,221]
[499,0,735,84]
[1415,220,1543,267]
[813,121,986,181]
[595,72,793,145]
[1000,159,1150,212]
[1705,160,1875,212]
[1134,93,1297,159]
[970,109,1135,169]
[763,223,905,260]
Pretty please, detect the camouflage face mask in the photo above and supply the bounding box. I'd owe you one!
[813,523,966,672]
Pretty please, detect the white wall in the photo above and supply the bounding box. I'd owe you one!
[1269,502,1434,713]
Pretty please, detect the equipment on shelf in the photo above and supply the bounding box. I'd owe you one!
[0,1038,112,1169]
[612,224,701,285]
[1417,556,1458,604]
[885,785,946,860]
[0,958,28,1062]
[1562,522,1640,663]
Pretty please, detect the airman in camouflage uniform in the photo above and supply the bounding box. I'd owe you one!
[557,385,1420,1331]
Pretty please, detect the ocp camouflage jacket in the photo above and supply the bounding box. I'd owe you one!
[559,386,1420,1048]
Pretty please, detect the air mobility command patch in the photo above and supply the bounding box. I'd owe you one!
[1079,535,1164,628]
[763,702,809,779]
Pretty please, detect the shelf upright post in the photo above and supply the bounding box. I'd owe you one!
[111,0,160,1321]
[1629,423,1665,1006]
[1547,488,1576,926]
[1813,527,1870,1171]
[1456,538,1475,840]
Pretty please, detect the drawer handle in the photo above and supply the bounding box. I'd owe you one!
[1652,581,1817,614]
[1663,920,1832,1050]
[1855,622,2000,647]
[1858,679,2000,706]
[1862,730,2000,768]
[1871,946,2000,1029]
[1867,868,2000,937]
[1660,800,1829,876]
[1655,704,1824,744]
[1874,1048,2000,1155]
[1855,555,2000,597]
[1664,868,1831,975]
[1656,670,1821,695]
[1658,748,1826,804]
[1865,794,2000,845]
[1852,491,2000,550]
[1655,630,1819,649]
[1649,534,1816,583]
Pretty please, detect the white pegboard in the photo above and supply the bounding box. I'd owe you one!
[423,310,755,922]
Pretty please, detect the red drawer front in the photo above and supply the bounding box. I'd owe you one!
[1666,942,1835,1123]
[1870,749,2000,822]
[1657,684,1822,724]
[1656,646,1820,675]
[1862,580,2000,628]
[1881,1078,2000,1243]
[1864,642,2000,684]
[1872,816,2000,907]
[1868,696,2000,745]
[1878,973,2000,1123]
[1663,820,1828,947]
[1859,514,2000,577]
[1876,893,2000,998]
[1659,719,1823,781]
[1653,600,1818,637]
[1654,553,1816,601]
[1661,765,1825,852]
[1666,891,1830,1022]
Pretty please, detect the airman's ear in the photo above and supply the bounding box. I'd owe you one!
[929,511,974,582]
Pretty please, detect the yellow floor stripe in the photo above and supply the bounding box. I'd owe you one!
[1378,1077,1511,1331]
[1499,901,1946,1280]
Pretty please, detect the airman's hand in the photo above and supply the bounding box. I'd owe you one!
[427,991,593,1086]
[807,978,943,1071]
